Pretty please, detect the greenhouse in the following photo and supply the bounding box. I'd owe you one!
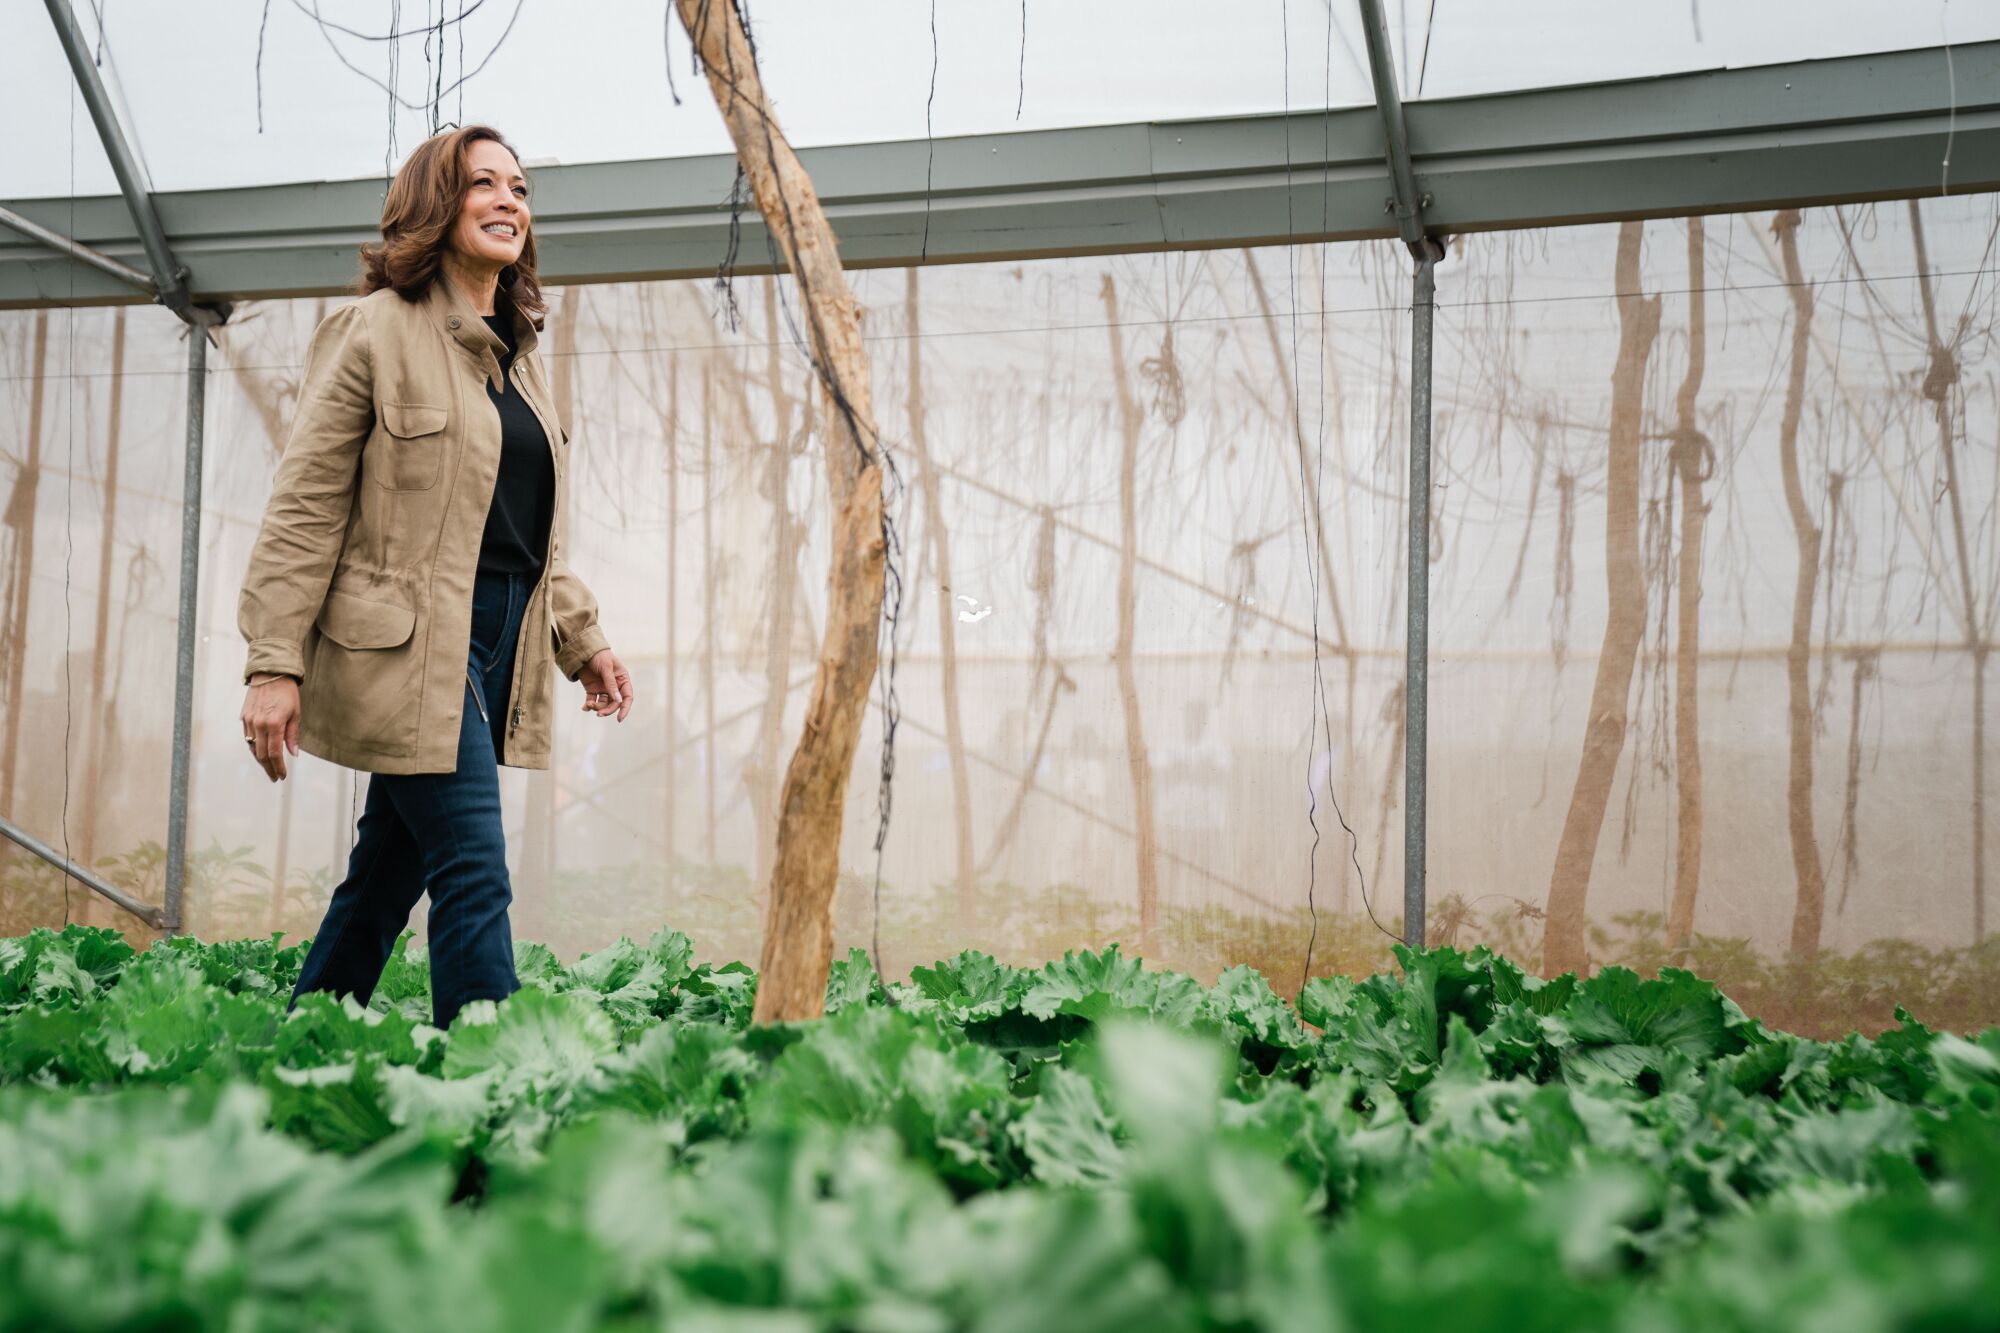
[1,1,1996,1328]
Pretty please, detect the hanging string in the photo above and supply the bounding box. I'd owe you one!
[430,0,448,131]
[289,0,523,117]
[1416,0,1438,98]
[384,0,400,186]
[1291,3,1387,989]
[920,0,938,263]
[661,4,683,105]
[255,0,275,133]
[1940,0,1957,196]
[713,166,750,330]
[1015,0,1026,120]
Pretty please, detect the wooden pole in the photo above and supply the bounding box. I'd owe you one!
[1772,210,1828,963]
[665,352,680,902]
[675,0,888,1021]
[76,307,125,920]
[1542,222,1660,977]
[1243,250,1353,656]
[978,662,1073,877]
[1101,274,1162,952]
[1909,200,1988,944]
[0,311,49,862]
[743,281,802,896]
[520,291,576,912]
[702,363,718,867]
[905,270,979,927]
[1666,220,1710,954]
[240,298,326,936]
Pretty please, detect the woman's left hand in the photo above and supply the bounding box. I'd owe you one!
[578,648,634,722]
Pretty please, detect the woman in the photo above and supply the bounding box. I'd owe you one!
[237,125,635,1028]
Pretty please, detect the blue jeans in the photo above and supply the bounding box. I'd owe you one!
[290,570,531,1028]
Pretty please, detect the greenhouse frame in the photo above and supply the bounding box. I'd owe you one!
[6,0,1991,959]
[4,2,2000,1327]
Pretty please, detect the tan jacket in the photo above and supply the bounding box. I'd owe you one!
[238,278,610,774]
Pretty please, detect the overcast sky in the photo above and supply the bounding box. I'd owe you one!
[4,0,1991,199]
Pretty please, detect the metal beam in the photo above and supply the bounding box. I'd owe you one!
[0,813,167,929]
[1357,0,1429,253]
[2,40,1994,308]
[40,0,197,320]
[0,203,155,293]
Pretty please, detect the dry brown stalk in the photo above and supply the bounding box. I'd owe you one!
[1773,209,1829,962]
[978,662,1074,878]
[0,311,49,874]
[1666,220,1710,953]
[1242,251,1353,656]
[905,271,979,926]
[664,353,680,898]
[232,308,301,936]
[1542,222,1660,977]
[701,363,719,867]
[1101,273,1163,953]
[742,281,805,896]
[1909,200,1988,943]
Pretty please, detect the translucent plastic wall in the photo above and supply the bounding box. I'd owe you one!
[3,196,1996,1032]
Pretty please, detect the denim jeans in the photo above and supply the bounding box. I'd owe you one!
[290,570,531,1028]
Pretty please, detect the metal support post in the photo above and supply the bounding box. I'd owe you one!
[163,310,212,934]
[1357,0,1444,948]
[0,814,166,928]
[1404,252,1436,948]
[0,204,157,294]
[41,0,196,320]
[1357,0,1425,252]
[17,0,227,939]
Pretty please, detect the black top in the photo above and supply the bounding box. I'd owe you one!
[476,312,556,577]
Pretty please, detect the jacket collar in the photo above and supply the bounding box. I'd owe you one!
[422,275,540,392]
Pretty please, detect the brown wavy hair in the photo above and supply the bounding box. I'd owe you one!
[358,125,545,326]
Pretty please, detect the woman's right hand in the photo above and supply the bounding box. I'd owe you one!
[242,675,302,782]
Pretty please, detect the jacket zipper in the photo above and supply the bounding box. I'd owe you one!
[500,360,561,745]
[508,575,548,737]
[467,667,488,722]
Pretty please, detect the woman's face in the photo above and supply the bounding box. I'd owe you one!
[448,138,530,272]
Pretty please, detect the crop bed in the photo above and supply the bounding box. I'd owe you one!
[0,924,1995,1331]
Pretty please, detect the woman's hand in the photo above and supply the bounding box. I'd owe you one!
[578,648,634,722]
[242,675,302,782]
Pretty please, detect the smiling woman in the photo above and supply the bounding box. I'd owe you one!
[359,128,546,318]
[234,124,635,1030]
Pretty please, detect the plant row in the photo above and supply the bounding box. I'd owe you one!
[0,924,1995,1331]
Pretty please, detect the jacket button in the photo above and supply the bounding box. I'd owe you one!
[448,316,462,329]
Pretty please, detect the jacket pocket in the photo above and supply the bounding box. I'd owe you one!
[308,589,423,755]
[373,401,448,492]
[317,589,417,648]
